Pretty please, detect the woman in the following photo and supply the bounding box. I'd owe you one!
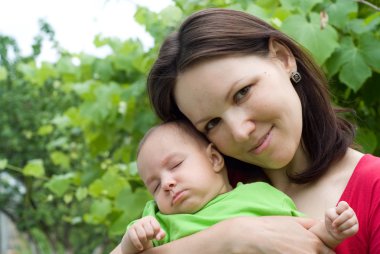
[113,8,380,254]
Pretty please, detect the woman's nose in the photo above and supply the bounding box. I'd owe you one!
[226,114,255,142]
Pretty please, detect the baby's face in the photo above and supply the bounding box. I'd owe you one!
[137,124,227,214]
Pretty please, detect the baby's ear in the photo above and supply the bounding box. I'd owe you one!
[206,144,225,172]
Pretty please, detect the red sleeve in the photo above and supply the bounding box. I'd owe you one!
[369,175,380,253]
[336,154,380,254]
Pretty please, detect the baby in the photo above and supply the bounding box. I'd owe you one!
[120,121,358,254]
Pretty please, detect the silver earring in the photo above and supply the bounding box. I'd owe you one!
[290,71,302,83]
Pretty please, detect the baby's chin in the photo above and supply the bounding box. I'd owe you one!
[159,200,204,215]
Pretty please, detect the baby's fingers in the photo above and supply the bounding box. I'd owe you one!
[149,217,166,240]
[325,207,338,223]
[156,228,166,240]
[128,228,144,251]
[337,219,359,238]
[336,215,359,232]
[333,207,355,228]
[336,201,349,215]
[135,223,151,244]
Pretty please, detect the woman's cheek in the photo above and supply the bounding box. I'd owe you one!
[212,135,234,155]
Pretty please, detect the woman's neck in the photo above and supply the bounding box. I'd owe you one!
[263,145,310,193]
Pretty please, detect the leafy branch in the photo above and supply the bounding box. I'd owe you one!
[355,0,380,11]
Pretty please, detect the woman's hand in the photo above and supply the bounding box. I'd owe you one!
[226,216,335,254]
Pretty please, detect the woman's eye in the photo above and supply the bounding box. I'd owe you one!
[234,85,251,103]
[205,118,220,132]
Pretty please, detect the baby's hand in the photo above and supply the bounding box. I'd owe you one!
[325,201,359,241]
[121,216,166,254]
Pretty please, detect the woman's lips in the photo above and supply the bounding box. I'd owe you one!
[251,128,273,155]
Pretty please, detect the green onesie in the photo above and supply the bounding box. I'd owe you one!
[129,182,303,246]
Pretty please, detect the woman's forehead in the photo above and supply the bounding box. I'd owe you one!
[174,55,271,119]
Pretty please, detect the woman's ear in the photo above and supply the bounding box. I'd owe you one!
[268,37,297,75]
[206,144,225,173]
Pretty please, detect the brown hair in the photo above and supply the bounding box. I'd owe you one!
[147,8,355,184]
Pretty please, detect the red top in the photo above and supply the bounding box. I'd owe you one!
[228,154,380,253]
[336,154,380,254]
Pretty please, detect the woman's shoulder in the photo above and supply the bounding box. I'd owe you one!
[339,152,380,204]
[339,149,379,175]
[349,153,380,184]
[336,150,380,196]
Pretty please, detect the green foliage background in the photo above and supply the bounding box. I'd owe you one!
[0,0,379,253]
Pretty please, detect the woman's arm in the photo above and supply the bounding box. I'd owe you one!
[111,216,335,254]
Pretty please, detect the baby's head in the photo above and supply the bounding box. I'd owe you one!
[137,120,232,214]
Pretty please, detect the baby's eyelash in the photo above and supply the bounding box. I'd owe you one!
[153,183,160,193]
[172,161,183,169]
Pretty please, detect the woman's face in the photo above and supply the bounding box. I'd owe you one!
[174,43,303,170]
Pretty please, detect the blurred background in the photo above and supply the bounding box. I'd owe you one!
[0,0,379,253]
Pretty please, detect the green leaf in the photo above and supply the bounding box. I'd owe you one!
[327,0,358,29]
[356,128,378,153]
[115,187,151,214]
[327,37,372,90]
[364,12,380,28]
[325,35,373,90]
[63,193,73,204]
[108,212,132,236]
[108,186,153,235]
[110,186,152,234]
[339,53,371,91]
[245,4,270,21]
[0,159,8,170]
[56,57,79,82]
[17,62,36,82]
[256,0,279,9]
[128,161,138,176]
[281,14,339,65]
[348,13,380,34]
[23,159,45,178]
[45,173,74,196]
[88,179,103,198]
[65,107,82,126]
[88,170,128,198]
[324,37,355,77]
[93,35,109,48]
[134,6,153,26]
[101,171,128,198]
[279,0,323,13]
[35,62,59,86]
[50,151,70,169]
[359,33,380,71]
[93,59,114,81]
[37,124,54,136]
[75,187,88,201]
[159,5,183,28]
[84,198,112,224]
[348,19,369,34]
[0,66,7,80]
